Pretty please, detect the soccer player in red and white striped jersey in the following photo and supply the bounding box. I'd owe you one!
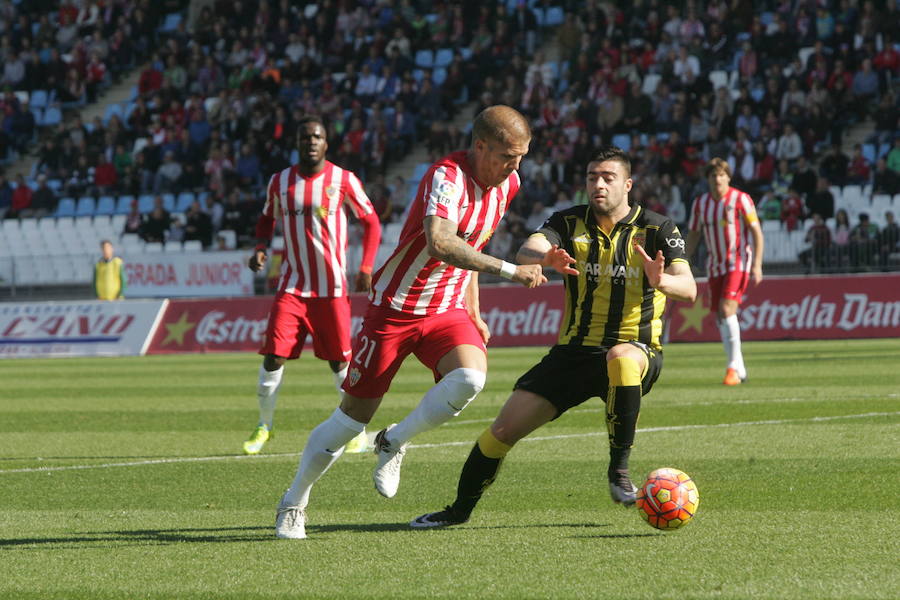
[685,158,765,386]
[275,106,577,539]
[242,116,381,456]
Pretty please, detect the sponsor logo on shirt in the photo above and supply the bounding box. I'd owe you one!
[435,181,457,206]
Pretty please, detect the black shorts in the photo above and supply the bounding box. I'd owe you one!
[514,343,663,418]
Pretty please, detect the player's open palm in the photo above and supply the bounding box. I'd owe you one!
[514,263,548,288]
[544,245,579,275]
[635,244,665,288]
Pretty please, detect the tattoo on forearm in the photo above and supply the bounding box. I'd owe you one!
[433,229,500,273]
[517,247,546,262]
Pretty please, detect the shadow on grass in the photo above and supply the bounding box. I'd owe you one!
[0,526,272,549]
[571,532,659,539]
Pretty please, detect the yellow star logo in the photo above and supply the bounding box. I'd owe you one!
[161,311,196,346]
[677,295,709,334]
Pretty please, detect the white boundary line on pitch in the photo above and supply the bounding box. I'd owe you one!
[1,411,897,475]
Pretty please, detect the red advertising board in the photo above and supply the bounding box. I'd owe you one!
[667,273,900,342]
[146,273,900,354]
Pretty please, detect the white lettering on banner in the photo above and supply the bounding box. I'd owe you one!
[2,314,135,338]
[481,302,561,337]
[838,294,900,330]
[126,263,177,286]
[186,263,243,287]
[741,296,836,330]
[195,311,268,344]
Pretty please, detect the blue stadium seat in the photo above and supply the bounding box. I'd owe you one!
[138,194,155,213]
[115,195,135,215]
[532,7,545,26]
[55,197,76,218]
[75,197,96,217]
[862,144,876,164]
[162,193,175,211]
[159,12,182,32]
[434,48,454,68]
[432,67,448,86]
[414,49,434,69]
[175,192,196,212]
[42,106,62,127]
[612,134,632,152]
[96,195,116,215]
[103,102,124,124]
[30,90,48,109]
[544,6,564,26]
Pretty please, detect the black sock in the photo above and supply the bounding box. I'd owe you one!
[606,384,641,476]
[451,442,504,517]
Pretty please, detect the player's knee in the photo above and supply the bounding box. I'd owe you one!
[608,356,641,387]
[442,367,486,412]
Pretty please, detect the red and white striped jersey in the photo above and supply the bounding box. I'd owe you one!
[263,161,375,297]
[688,186,759,277]
[371,151,521,315]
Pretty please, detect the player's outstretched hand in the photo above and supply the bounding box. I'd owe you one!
[513,263,548,288]
[544,245,579,275]
[634,244,664,288]
[248,249,267,272]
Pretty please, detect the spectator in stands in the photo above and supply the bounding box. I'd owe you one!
[872,158,900,196]
[757,190,781,221]
[0,174,11,219]
[122,199,142,235]
[850,58,879,119]
[775,123,803,162]
[167,215,185,243]
[879,211,899,269]
[793,156,818,201]
[184,200,213,248]
[820,143,849,186]
[154,150,182,193]
[889,138,900,174]
[93,153,117,196]
[847,144,871,185]
[780,187,805,232]
[800,213,833,273]
[235,143,261,189]
[142,196,170,243]
[807,177,835,220]
[6,174,32,220]
[849,212,879,269]
[58,67,85,104]
[28,175,57,218]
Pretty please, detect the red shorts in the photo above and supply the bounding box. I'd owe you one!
[343,304,486,398]
[259,293,352,361]
[707,270,750,311]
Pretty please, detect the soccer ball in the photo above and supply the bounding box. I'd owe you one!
[635,468,699,530]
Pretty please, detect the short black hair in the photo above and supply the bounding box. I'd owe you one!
[296,115,326,131]
[588,146,631,177]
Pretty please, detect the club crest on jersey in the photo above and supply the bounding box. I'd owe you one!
[348,367,361,387]
[572,233,591,243]
[316,205,330,219]
[632,231,646,247]
[325,185,339,200]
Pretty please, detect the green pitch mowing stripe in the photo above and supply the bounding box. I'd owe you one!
[0,338,898,599]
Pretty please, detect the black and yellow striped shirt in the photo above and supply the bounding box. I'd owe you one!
[534,204,688,350]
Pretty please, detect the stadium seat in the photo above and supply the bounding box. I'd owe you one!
[762,219,782,234]
[95,196,116,216]
[162,193,175,211]
[532,7,545,26]
[862,144,876,164]
[544,6,564,26]
[217,229,237,249]
[138,194,155,213]
[183,240,203,251]
[42,106,62,127]
[75,197,96,217]
[798,47,815,69]
[164,241,183,252]
[103,102,124,125]
[612,134,631,152]
[414,49,434,69]
[30,89,48,109]
[432,67,447,86]
[159,12,182,32]
[144,242,163,253]
[434,48,454,68]
[55,197,76,217]
[175,192,196,212]
[641,73,661,95]
[116,195,135,215]
[708,70,728,90]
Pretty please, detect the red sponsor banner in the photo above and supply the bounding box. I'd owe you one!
[146,273,900,355]
[667,273,900,342]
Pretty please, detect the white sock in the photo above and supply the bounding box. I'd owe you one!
[723,314,745,376]
[333,364,349,396]
[387,368,485,446]
[257,365,284,429]
[281,407,365,508]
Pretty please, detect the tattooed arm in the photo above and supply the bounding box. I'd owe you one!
[424,216,546,288]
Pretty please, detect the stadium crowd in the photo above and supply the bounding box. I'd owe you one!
[0,0,899,273]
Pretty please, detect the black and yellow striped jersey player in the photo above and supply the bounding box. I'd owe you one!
[412,146,698,528]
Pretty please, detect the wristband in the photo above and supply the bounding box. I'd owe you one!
[498,261,516,280]
[358,264,372,274]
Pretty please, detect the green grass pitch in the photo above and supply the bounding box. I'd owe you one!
[1,339,898,599]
